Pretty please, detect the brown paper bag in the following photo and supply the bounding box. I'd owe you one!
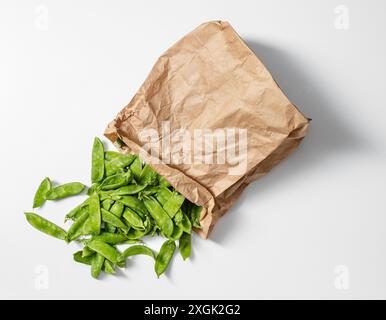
[105,21,310,239]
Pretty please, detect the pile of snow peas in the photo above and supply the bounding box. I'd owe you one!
[25,137,202,279]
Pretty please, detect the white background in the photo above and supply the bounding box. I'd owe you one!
[1,0,386,299]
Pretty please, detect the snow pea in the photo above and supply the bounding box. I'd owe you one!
[33,177,51,208]
[101,208,129,233]
[73,251,94,265]
[179,232,191,260]
[65,198,90,222]
[190,205,202,229]
[129,156,142,180]
[156,187,173,206]
[163,192,185,218]
[105,223,117,233]
[105,153,136,176]
[83,193,101,235]
[155,240,176,278]
[99,171,132,191]
[143,196,174,238]
[122,207,145,230]
[104,259,116,274]
[118,245,155,262]
[118,196,148,218]
[168,223,183,241]
[93,232,131,245]
[91,137,105,183]
[82,246,95,258]
[66,209,89,242]
[112,184,147,196]
[109,201,124,217]
[87,239,120,264]
[25,212,67,241]
[174,210,192,234]
[45,182,85,200]
[158,176,171,188]
[101,199,114,211]
[91,253,105,279]
[104,151,122,161]
[139,164,158,185]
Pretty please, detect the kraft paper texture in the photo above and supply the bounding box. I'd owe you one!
[105,21,310,239]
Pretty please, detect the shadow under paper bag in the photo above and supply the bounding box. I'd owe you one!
[104,21,310,239]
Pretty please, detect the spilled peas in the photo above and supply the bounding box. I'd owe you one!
[25,137,202,279]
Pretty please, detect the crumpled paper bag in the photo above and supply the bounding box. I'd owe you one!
[105,21,310,239]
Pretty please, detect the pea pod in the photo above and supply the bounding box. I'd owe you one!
[139,164,158,185]
[82,246,95,258]
[93,232,132,245]
[155,240,176,278]
[101,199,114,211]
[190,205,202,229]
[109,201,124,217]
[33,177,51,208]
[105,223,117,233]
[66,209,89,242]
[105,153,136,176]
[99,171,132,191]
[25,212,67,241]
[177,211,192,234]
[156,187,173,206]
[104,260,116,274]
[118,245,155,262]
[65,198,90,222]
[168,223,183,241]
[91,137,105,183]
[91,253,105,279]
[118,196,148,218]
[73,251,94,265]
[101,208,129,233]
[86,239,120,264]
[163,192,185,218]
[130,156,142,180]
[143,196,174,238]
[104,151,122,161]
[83,193,101,235]
[179,232,191,260]
[45,182,85,200]
[112,184,147,196]
[122,207,145,230]
[158,176,171,188]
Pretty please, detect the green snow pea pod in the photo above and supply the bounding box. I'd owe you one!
[93,232,130,245]
[118,196,147,218]
[125,216,152,239]
[163,192,185,218]
[101,199,114,211]
[99,171,132,191]
[109,201,124,217]
[158,176,171,188]
[104,151,122,161]
[156,187,173,206]
[143,196,174,238]
[82,246,95,258]
[65,198,90,222]
[33,177,51,208]
[105,153,136,176]
[190,205,202,229]
[179,232,191,260]
[122,207,145,230]
[91,253,105,279]
[25,212,67,241]
[91,137,105,183]
[105,223,117,233]
[66,209,89,242]
[83,193,101,235]
[73,251,94,265]
[167,223,183,241]
[87,239,120,264]
[112,184,147,196]
[87,183,100,195]
[45,182,85,200]
[139,164,158,185]
[101,208,129,233]
[118,245,156,262]
[180,212,192,234]
[155,240,176,278]
[104,259,116,274]
[129,156,142,180]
